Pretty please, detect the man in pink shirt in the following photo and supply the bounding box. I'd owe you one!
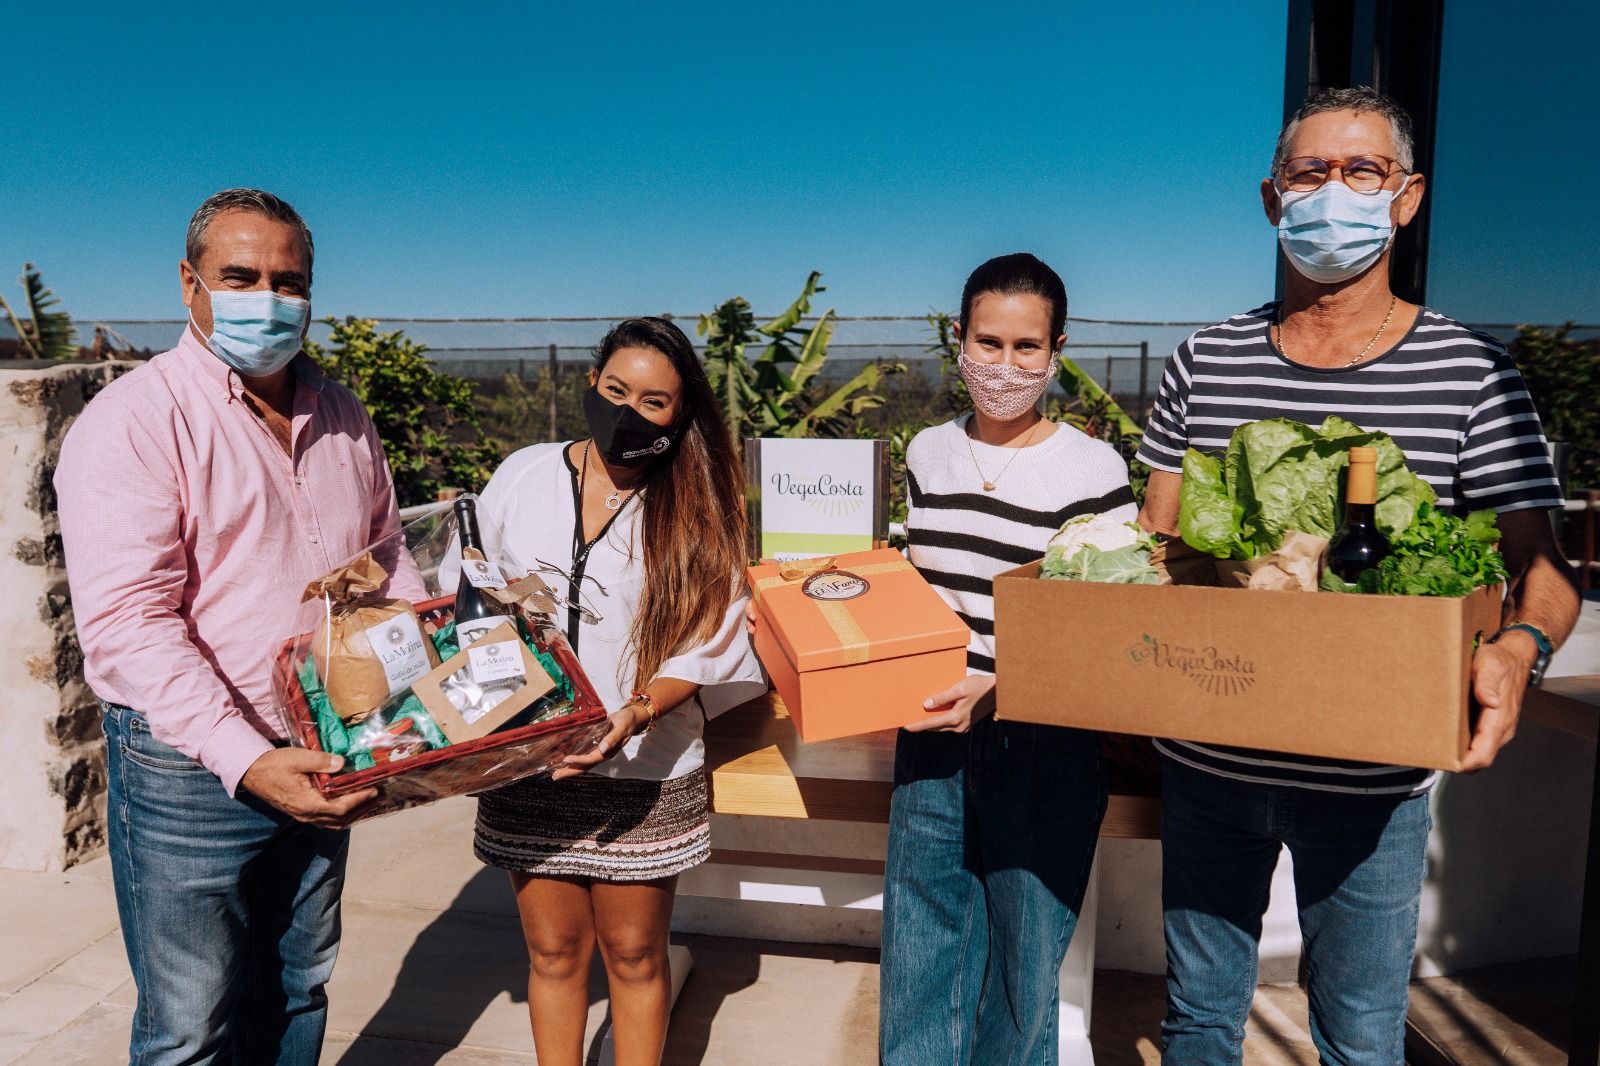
[56,188,423,1066]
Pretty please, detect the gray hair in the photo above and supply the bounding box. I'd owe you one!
[185,188,315,282]
[1271,86,1416,174]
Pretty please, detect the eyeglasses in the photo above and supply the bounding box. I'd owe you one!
[1276,155,1409,195]
[530,557,605,625]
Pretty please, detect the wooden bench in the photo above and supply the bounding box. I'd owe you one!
[676,692,1161,1066]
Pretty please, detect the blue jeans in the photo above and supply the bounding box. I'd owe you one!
[103,704,350,1066]
[880,717,1106,1066]
[1160,754,1431,1066]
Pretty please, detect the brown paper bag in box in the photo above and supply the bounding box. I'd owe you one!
[1156,533,1328,592]
[303,552,440,724]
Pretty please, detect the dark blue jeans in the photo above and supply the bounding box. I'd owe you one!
[879,716,1106,1066]
[103,704,350,1066]
[1160,754,1431,1065]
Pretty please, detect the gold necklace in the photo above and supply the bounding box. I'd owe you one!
[1276,294,1397,368]
[582,441,636,512]
[966,418,1041,492]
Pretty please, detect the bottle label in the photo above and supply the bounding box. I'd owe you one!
[455,615,508,650]
[363,613,432,693]
[462,555,507,590]
[468,639,526,687]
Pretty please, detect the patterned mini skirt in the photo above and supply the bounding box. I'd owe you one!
[474,767,710,881]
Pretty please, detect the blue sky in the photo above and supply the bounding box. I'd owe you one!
[4,1,1594,330]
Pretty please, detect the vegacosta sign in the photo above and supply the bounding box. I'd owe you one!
[745,438,889,562]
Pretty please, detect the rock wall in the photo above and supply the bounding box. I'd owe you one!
[1,360,139,871]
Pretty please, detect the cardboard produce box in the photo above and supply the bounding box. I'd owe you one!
[748,548,970,742]
[992,561,1503,771]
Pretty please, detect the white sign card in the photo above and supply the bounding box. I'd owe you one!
[747,438,888,562]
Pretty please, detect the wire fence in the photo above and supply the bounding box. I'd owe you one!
[36,313,1600,422]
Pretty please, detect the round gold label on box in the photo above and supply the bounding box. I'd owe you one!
[802,570,870,602]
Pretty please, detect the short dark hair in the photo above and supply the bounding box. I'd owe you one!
[1273,86,1416,173]
[186,188,315,282]
[959,252,1068,342]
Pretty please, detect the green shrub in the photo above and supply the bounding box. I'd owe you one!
[306,317,502,506]
[1511,324,1600,491]
[475,366,590,455]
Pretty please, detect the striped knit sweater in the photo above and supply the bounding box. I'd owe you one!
[905,415,1137,675]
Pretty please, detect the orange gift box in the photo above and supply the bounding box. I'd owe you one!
[747,548,970,742]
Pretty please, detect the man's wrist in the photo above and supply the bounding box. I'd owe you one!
[1493,627,1540,668]
[1489,622,1554,685]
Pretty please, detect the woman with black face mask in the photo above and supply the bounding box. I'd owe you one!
[441,317,762,1066]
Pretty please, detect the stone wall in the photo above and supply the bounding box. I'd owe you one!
[1,360,139,871]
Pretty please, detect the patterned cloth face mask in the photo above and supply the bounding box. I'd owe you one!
[958,350,1057,421]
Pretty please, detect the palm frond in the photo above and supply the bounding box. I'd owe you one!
[19,264,79,359]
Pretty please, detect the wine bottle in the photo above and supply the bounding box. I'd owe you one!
[453,494,512,649]
[1327,446,1390,582]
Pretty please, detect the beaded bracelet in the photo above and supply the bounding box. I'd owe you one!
[629,690,659,734]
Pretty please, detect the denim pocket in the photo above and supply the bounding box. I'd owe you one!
[121,716,206,773]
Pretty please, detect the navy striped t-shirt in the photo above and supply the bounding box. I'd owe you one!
[1134,302,1561,795]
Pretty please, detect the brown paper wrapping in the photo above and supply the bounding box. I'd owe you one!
[485,572,561,618]
[304,552,440,723]
[1155,532,1328,592]
[1221,531,1329,592]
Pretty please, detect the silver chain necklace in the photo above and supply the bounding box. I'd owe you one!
[582,441,635,511]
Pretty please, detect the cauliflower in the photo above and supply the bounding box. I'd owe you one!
[1041,514,1159,584]
[1047,513,1143,557]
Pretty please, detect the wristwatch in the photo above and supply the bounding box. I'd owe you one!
[1489,621,1555,686]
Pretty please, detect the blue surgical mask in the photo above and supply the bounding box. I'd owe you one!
[189,274,310,377]
[1275,178,1412,284]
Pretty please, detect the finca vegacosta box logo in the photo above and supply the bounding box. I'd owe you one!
[1127,633,1257,696]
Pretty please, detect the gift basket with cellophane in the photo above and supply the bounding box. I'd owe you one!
[269,499,610,822]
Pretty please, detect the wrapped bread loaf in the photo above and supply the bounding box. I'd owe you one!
[303,552,440,723]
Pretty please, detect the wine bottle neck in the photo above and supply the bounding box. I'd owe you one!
[1346,457,1378,506]
[454,501,483,553]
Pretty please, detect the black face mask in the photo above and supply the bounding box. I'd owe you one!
[582,386,679,466]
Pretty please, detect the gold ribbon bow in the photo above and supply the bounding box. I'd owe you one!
[777,555,837,582]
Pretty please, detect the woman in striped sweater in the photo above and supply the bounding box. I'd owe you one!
[878,253,1137,1065]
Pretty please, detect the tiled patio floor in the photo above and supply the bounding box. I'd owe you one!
[0,797,1579,1064]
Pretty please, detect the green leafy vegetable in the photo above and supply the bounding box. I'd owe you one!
[1365,503,1506,596]
[1178,416,1436,559]
[1178,450,1242,558]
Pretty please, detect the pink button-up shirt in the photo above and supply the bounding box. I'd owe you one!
[56,330,426,795]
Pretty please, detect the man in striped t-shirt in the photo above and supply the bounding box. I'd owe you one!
[1134,88,1581,1065]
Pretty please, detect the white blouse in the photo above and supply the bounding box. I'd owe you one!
[441,442,766,781]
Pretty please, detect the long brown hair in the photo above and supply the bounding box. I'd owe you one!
[594,318,747,689]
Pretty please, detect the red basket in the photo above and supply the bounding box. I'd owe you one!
[272,596,612,821]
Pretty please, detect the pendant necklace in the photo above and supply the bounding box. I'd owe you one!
[583,441,635,512]
[966,418,1040,492]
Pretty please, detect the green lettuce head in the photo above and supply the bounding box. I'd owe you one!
[1178,416,1436,560]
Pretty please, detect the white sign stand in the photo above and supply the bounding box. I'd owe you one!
[745,437,890,561]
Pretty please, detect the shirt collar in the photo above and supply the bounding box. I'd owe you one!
[175,325,325,403]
